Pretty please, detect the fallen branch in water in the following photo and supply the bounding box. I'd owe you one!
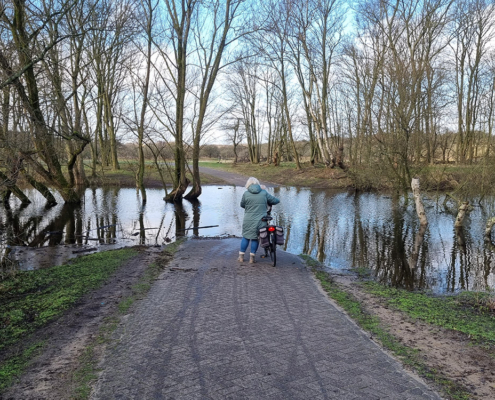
[176,225,219,232]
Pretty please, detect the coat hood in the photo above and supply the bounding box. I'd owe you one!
[247,184,262,194]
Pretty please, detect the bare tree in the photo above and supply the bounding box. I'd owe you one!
[254,0,302,169]
[0,0,91,203]
[184,0,250,200]
[224,58,263,164]
[288,0,347,168]
[222,118,244,164]
[451,0,495,164]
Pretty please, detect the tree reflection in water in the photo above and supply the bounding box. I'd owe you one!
[1,186,495,293]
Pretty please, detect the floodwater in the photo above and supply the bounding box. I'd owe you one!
[1,185,495,294]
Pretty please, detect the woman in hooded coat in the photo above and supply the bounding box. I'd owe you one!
[239,177,280,263]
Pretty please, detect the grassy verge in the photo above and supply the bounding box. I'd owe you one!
[70,239,185,399]
[301,255,472,400]
[361,282,495,344]
[0,248,138,391]
[198,161,234,170]
[85,162,225,188]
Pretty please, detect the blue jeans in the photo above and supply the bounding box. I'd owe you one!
[240,237,259,254]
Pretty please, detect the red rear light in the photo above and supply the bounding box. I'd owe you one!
[268,226,276,232]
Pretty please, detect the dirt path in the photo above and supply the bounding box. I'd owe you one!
[199,166,279,188]
[91,239,439,399]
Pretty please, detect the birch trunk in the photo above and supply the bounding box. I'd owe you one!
[454,201,470,228]
[409,223,427,269]
[411,178,427,226]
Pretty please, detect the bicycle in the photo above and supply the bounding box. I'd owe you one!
[260,206,278,267]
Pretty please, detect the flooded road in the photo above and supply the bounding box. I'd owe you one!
[1,185,495,293]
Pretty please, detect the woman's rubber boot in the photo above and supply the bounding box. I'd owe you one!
[249,253,256,264]
[238,252,245,262]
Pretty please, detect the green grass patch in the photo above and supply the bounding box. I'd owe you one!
[0,341,45,392]
[0,248,138,353]
[361,282,495,343]
[311,267,471,400]
[350,267,372,279]
[299,254,321,269]
[86,162,223,187]
[112,240,185,315]
[198,161,234,170]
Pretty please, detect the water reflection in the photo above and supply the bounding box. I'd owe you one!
[1,186,495,294]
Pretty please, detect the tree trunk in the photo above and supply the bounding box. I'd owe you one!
[0,171,30,204]
[164,172,189,202]
[454,201,470,228]
[105,93,120,170]
[485,217,495,242]
[21,170,57,205]
[411,178,427,226]
[336,146,347,171]
[184,144,201,200]
[409,223,427,269]
[167,138,188,201]
[2,86,9,138]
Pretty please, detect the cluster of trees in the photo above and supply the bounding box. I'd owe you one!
[1,0,495,205]
[223,0,495,189]
[1,0,248,204]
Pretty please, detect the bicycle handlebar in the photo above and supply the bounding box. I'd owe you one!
[262,205,274,222]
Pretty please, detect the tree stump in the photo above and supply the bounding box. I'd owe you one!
[454,201,470,228]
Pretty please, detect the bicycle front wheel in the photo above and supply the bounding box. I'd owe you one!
[271,232,277,267]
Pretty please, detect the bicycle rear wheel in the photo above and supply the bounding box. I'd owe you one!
[270,232,277,267]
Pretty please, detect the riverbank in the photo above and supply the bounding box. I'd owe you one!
[41,158,495,194]
[199,160,495,194]
[85,164,226,188]
[1,242,494,399]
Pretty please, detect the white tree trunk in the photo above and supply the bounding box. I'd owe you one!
[409,223,427,270]
[454,201,470,228]
[411,178,428,226]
